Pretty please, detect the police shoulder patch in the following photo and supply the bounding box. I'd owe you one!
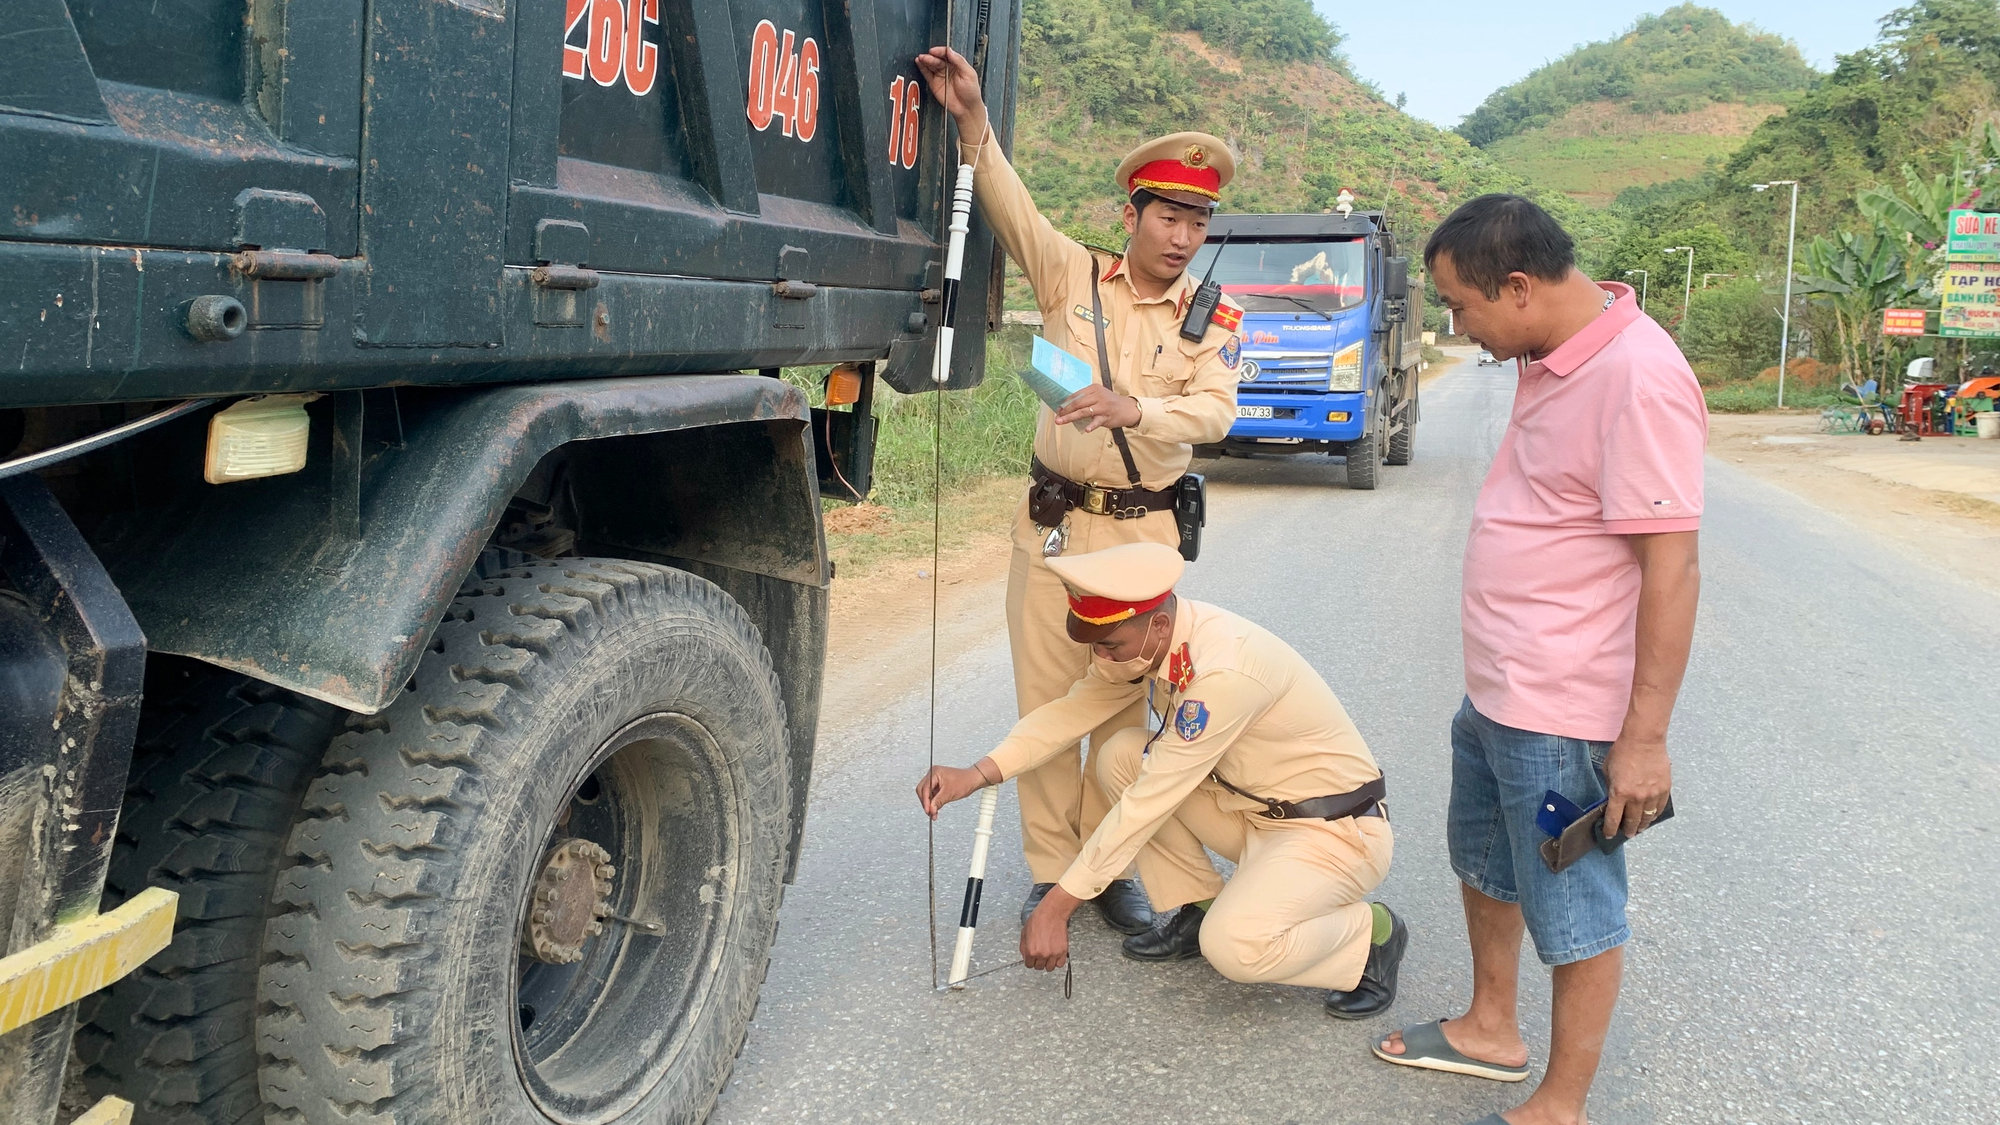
[1174,700,1210,741]
[1167,643,1195,692]
[1218,336,1241,370]
[1210,303,1243,333]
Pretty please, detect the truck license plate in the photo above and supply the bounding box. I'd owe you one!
[1236,405,1274,419]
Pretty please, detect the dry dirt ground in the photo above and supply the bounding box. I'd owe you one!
[1706,411,2000,594]
[819,478,1017,721]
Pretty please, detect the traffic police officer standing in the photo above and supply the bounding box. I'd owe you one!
[915,47,1242,935]
[916,543,1407,1017]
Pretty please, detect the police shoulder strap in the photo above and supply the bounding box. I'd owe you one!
[1089,261,1143,488]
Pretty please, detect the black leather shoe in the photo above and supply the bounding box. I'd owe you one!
[1324,904,1406,1020]
[1121,905,1205,962]
[1093,879,1155,936]
[1020,882,1055,926]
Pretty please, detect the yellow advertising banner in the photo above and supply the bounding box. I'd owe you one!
[1940,262,2000,337]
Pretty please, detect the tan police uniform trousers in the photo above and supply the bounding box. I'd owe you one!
[1004,500,1180,883]
[1096,726,1393,991]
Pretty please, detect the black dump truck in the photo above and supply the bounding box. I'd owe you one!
[0,4,1017,1123]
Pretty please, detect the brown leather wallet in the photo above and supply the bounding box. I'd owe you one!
[1538,796,1675,873]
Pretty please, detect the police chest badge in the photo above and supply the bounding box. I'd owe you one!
[1174,700,1209,741]
[1218,335,1241,370]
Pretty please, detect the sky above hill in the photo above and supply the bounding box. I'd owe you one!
[1324,1,1887,128]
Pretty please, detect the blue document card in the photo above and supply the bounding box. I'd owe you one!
[1023,335,1096,415]
[1537,790,1589,839]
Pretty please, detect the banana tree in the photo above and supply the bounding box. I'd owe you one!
[1793,230,1923,388]
[1855,121,2000,293]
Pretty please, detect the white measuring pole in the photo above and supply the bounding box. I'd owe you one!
[932,163,976,386]
[946,785,1000,988]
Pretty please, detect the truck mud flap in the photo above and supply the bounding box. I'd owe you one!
[0,474,149,1122]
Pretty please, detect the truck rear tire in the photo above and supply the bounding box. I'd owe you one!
[1385,388,1416,467]
[77,662,345,1125]
[1345,429,1379,490]
[256,559,791,1125]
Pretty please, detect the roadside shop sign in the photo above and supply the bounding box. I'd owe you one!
[1940,262,2000,337]
[1882,308,1928,336]
[1947,210,2000,260]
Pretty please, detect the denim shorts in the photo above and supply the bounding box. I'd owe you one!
[1448,697,1630,966]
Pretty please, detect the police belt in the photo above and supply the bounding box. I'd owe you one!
[1030,457,1176,520]
[1208,773,1387,821]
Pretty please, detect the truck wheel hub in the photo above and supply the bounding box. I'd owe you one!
[523,838,614,964]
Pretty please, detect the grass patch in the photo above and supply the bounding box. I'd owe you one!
[1703,383,1844,413]
[785,327,1043,578]
[784,326,1040,508]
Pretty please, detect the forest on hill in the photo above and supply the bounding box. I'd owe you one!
[1597,0,2000,394]
[1000,0,2000,398]
[1005,0,1617,260]
[1463,6,1817,205]
[1457,4,1818,148]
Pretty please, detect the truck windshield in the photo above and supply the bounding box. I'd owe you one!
[1188,239,1367,312]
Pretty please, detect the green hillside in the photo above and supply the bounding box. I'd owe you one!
[1458,4,1817,148]
[1006,0,1618,267]
[1483,100,1786,206]
[1631,0,2000,265]
[1460,5,1814,206]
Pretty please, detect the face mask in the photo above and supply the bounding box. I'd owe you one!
[1093,620,1167,682]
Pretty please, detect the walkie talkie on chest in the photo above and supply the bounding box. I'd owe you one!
[1180,232,1231,342]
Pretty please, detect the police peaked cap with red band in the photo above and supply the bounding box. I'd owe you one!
[1046,543,1187,642]
[1114,132,1236,209]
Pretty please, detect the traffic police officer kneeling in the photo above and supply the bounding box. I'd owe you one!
[916,46,1243,938]
[916,544,1408,1017]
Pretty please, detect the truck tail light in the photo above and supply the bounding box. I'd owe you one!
[205,395,315,484]
[825,363,864,406]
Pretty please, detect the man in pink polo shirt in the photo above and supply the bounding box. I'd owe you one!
[1373,195,1704,1125]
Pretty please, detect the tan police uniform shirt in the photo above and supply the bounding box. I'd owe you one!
[959,131,1240,491]
[983,599,1382,902]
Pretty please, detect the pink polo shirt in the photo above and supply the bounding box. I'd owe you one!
[1462,282,1706,742]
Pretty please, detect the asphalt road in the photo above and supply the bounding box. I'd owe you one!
[712,353,2000,1125]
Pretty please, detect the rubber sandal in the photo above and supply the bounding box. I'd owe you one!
[1371,1019,1530,1082]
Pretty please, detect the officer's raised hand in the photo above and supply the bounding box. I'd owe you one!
[915,47,986,138]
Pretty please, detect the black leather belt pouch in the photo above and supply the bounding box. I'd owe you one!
[1028,474,1070,528]
[1174,473,1206,561]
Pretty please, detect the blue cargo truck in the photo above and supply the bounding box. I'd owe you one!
[1189,212,1423,488]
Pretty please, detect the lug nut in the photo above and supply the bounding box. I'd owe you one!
[597,864,615,879]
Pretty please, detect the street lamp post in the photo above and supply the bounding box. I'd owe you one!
[1663,246,1695,333]
[1624,269,1649,312]
[1753,180,1801,408]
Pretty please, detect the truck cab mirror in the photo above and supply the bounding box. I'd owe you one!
[1381,256,1411,324]
[1383,256,1409,297]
